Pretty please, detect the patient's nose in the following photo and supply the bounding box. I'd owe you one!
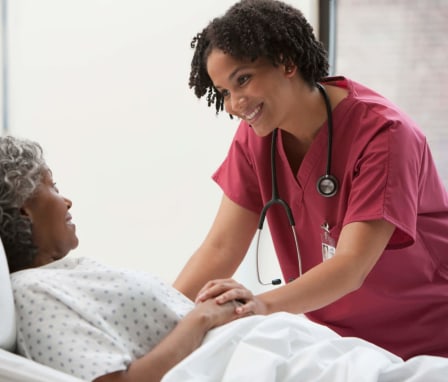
[64,197,72,209]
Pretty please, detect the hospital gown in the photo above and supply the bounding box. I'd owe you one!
[11,256,194,381]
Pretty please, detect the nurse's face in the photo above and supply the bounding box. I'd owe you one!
[206,48,296,137]
[22,169,78,267]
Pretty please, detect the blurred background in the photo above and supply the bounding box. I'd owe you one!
[1,0,446,292]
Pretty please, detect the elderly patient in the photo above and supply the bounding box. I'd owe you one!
[0,136,241,382]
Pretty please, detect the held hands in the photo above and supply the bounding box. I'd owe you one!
[195,278,267,316]
[189,298,244,331]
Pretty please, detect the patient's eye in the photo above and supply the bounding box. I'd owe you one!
[52,182,59,193]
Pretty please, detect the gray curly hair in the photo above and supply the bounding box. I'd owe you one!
[0,136,47,272]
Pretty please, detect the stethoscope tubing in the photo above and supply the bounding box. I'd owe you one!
[255,82,337,285]
[317,83,334,177]
[316,83,338,197]
[256,128,302,284]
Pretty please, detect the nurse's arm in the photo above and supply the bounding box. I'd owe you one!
[200,219,395,315]
[173,194,259,301]
[258,219,396,314]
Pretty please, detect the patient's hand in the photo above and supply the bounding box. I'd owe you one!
[189,297,245,330]
[195,278,266,317]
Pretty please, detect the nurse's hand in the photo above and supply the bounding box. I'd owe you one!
[195,278,267,316]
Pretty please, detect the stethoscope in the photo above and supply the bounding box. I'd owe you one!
[255,82,339,286]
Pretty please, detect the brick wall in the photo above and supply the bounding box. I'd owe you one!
[336,0,448,186]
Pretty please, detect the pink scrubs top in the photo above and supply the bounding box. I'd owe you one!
[212,77,448,360]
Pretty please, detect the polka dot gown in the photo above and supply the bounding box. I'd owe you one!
[11,257,194,381]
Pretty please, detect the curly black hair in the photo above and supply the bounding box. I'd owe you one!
[0,136,46,273]
[189,0,329,114]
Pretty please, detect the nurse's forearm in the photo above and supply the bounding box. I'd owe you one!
[174,194,259,300]
[259,220,394,314]
[258,253,366,314]
[174,247,238,300]
[174,238,250,301]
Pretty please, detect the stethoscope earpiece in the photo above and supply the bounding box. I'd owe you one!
[316,174,338,198]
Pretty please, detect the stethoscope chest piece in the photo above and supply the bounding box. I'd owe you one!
[316,174,338,197]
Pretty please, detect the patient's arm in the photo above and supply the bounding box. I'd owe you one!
[94,299,240,382]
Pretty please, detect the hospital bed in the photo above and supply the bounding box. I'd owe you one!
[1,238,448,382]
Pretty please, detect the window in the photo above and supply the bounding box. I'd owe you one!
[336,0,448,186]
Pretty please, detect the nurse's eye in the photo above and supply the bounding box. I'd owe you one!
[237,74,251,86]
[220,89,230,98]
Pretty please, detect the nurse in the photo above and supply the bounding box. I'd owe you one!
[174,0,448,360]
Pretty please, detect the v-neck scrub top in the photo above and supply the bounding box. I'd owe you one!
[212,77,448,360]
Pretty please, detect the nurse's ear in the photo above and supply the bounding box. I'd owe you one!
[283,63,297,78]
[278,54,296,77]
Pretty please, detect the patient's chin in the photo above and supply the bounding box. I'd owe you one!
[71,234,79,250]
[49,251,72,265]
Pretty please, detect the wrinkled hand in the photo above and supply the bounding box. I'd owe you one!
[195,278,267,316]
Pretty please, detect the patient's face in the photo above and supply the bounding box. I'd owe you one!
[22,170,79,267]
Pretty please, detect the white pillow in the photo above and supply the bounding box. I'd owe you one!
[0,238,16,351]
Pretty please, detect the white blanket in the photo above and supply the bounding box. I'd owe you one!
[162,312,448,382]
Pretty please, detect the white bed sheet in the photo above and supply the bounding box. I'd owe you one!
[0,349,85,382]
[162,312,448,382]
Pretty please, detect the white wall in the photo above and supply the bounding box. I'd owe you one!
[1,0,316,292]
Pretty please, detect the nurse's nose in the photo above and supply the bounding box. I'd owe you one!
[230,94,247,114]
